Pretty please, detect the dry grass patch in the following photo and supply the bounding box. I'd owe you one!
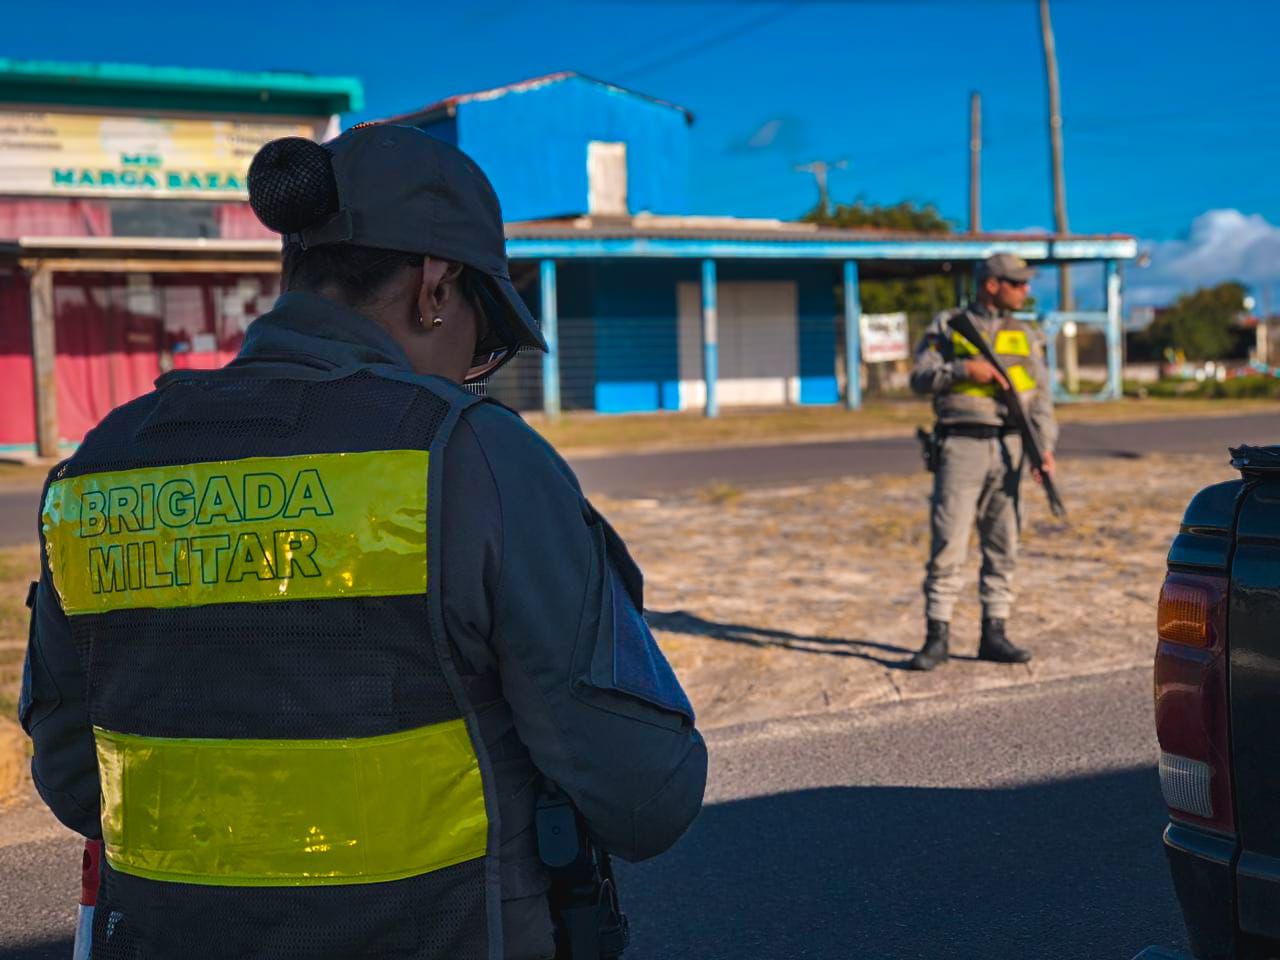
[0,544,40,723]
[0,462,50,490]
[0,544,41,805]
[530,397,1280,456]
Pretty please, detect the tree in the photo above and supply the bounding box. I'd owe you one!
[804,198,958,341]
[804,198,952,234]
[1140,282,1249,362]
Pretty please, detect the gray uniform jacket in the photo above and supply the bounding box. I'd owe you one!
[909,302,1058,453]
[20,292,708,960]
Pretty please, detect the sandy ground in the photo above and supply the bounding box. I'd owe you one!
[596,452,1236,730]
[0,453,1236,809]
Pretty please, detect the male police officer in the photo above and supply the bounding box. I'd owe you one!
[19,128,705,959]
[908,253,1058,671]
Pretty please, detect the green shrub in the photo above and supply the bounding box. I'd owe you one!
[1207,375,1280,399]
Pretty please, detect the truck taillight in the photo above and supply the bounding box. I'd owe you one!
[1154,572,1233,834]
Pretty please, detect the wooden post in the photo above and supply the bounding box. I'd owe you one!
[843,260,862,411]
[701,259,719,418]
[1039,0,1074,312]
[539,260,560,420]
[28,263,58,459]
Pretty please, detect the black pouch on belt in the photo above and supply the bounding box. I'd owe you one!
[536,784,630,959]
[916,426,941,474]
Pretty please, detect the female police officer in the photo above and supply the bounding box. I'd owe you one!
[21,126,706,959]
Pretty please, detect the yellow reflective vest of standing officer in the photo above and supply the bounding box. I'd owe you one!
[19,125,707,960]
[911,303,1057,446]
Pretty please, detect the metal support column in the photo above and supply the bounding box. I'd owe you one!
[539,259,560,420]
[843,260,862,410]
[701,259,719,418]
[28,263,58,459]
[1104,259,1123,400]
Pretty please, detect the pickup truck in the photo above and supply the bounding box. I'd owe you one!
[1149,445,1280,959]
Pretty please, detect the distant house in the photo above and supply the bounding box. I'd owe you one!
[381,72,1138,416]
[385,72,693,223]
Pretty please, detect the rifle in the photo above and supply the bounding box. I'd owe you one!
[536,785,629,959]
[947,312,1067,519]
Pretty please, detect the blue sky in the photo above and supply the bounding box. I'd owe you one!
[8,0,1278,303]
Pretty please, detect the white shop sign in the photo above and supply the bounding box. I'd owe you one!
[860,312,910,363]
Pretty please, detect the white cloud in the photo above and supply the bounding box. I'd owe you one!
[1128,209,1280,308]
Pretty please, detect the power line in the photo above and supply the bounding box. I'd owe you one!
[604,7,727,72]
[611,6,795,81]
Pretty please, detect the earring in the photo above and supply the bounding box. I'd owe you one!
[432,317,444,328]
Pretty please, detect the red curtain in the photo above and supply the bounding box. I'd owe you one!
[53,275,162,442]
[51,273,281,443]
[0,271,34,446]
[0,199,111,238]
[216,202,277,240]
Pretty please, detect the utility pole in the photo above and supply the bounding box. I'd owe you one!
[795,159,847,217]
[1039,0,1079,395]
[969,91,982,233]
[1039,0,1071,310]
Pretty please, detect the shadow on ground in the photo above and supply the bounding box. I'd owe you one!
[646,609,980,669]
[0,936,68,960]
[1060,447,1146,461]
[2,770,1186,960]
[619,767,1187,960]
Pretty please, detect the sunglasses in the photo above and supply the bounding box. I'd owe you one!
[999,278,1030,288]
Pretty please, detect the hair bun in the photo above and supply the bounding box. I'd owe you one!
[247,137,340,235]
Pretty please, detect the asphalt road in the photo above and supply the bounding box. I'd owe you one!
[0,490,38,548]
[618,665,1184,960]
[572,411,1279,497]
[0,666,1184,959]
[0,413,1273,546]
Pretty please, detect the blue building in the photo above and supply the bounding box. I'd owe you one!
[385,73,1136,416]
[386,71,692,223]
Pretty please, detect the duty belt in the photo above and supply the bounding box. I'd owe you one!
[939,423,1018,440]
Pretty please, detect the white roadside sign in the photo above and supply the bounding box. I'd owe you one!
[860,312,910,363]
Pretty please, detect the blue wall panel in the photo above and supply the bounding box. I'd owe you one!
[553,261,598,412]
[588,261,694,414]
[796,265,840,405]
[504,257,839,414]
[450,76,690,222]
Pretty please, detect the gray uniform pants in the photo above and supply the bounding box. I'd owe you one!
[923,432,1024,623]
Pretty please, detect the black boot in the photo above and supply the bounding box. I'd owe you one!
[979,618,1032,663]
[910,620,950,671]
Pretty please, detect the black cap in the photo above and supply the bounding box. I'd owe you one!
[259,124,546,353]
